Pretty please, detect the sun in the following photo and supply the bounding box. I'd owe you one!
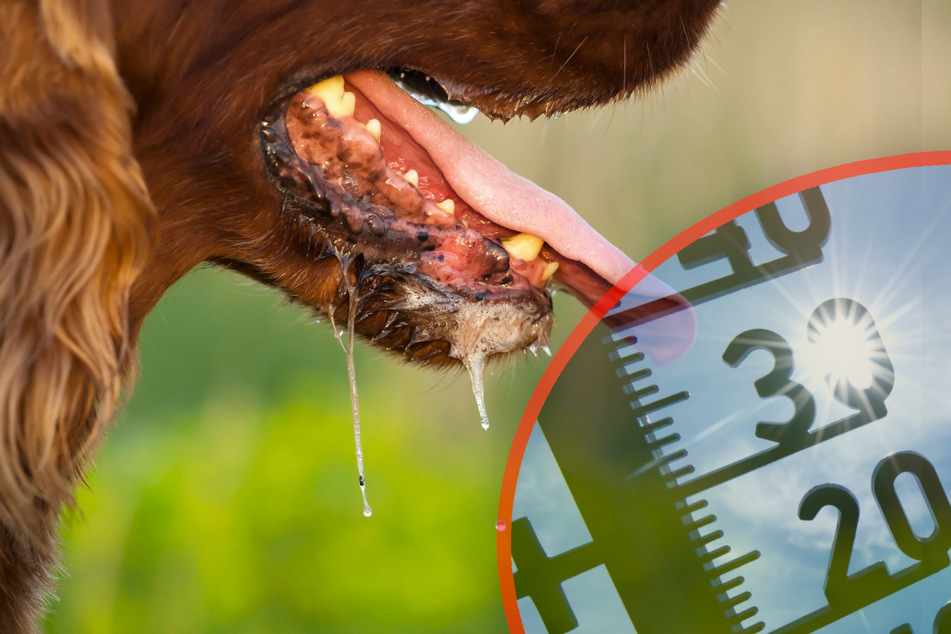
[804,298,894,412]
[809,317,879,390]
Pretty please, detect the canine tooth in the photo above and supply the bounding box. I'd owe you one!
[434,199,455,215]
[541,260,559,281]
[310,75,344,98]
[365,118,381,142]
[402,169,419,187]
[501,232,544,262]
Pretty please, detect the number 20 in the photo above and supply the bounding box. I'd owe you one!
[799,452,951,606]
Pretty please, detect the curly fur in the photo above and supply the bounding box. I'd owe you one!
[0,1,154,627]
[0,0,720,629]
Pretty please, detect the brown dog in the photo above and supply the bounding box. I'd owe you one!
[0,0,720,629]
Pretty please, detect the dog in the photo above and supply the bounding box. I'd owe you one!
[0,0,721,629]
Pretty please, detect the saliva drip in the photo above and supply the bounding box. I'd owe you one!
[464,354,491,431]
[330,269,372,517]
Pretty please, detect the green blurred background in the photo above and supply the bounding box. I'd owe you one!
[45,2,949,632]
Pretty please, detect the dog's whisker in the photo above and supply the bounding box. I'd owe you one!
[622,33,628,96]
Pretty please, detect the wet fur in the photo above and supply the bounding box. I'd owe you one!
[0,0,720,629]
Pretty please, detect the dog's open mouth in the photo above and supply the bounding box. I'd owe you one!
[259,69,635,370]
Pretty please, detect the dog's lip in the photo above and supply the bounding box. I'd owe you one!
[345,70,636,289]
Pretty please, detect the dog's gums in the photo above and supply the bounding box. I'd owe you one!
[262,75,553,369]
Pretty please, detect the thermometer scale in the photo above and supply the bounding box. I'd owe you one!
[502,157,951,634]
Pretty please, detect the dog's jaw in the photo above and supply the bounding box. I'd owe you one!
[254,69,660,367]
[259,100,555,366]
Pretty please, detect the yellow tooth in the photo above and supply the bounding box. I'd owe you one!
[501,232,544,261]
[401,169,419,187]
[541,260,559,281]
[434,199,455,215]
[307,76,346,115]
[306,76,357,118]
[310,76,344,99]
[341,91,356,116]
[365,118,381,142]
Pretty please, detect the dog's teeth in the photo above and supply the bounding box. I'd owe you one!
[310,75,344,98]
[365,118,382,142]
[307,76,350,117]
[501,232,544,262]
[305,76,356,118]
[341,91,356,116]
[541,260,559,282]
[402,169,419,187]
[434,199,455,215]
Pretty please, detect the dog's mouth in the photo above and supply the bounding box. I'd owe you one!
[259,69,635,368]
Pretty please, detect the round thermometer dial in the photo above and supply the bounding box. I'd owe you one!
[501,155,951,634]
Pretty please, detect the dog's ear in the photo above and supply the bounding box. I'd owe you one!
[0,0,152,571]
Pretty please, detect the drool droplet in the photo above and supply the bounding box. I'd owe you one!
[464,353,490,431]
[360,478,372,517]
[496,519,506,532]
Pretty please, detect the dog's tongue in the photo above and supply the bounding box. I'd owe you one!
[345,70,636,288]
[346,71,696,364]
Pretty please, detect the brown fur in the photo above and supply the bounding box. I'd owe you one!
[0,0,720,629]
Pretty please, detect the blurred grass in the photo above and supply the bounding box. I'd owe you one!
[44,2,948,632]
[48,268,577,633]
